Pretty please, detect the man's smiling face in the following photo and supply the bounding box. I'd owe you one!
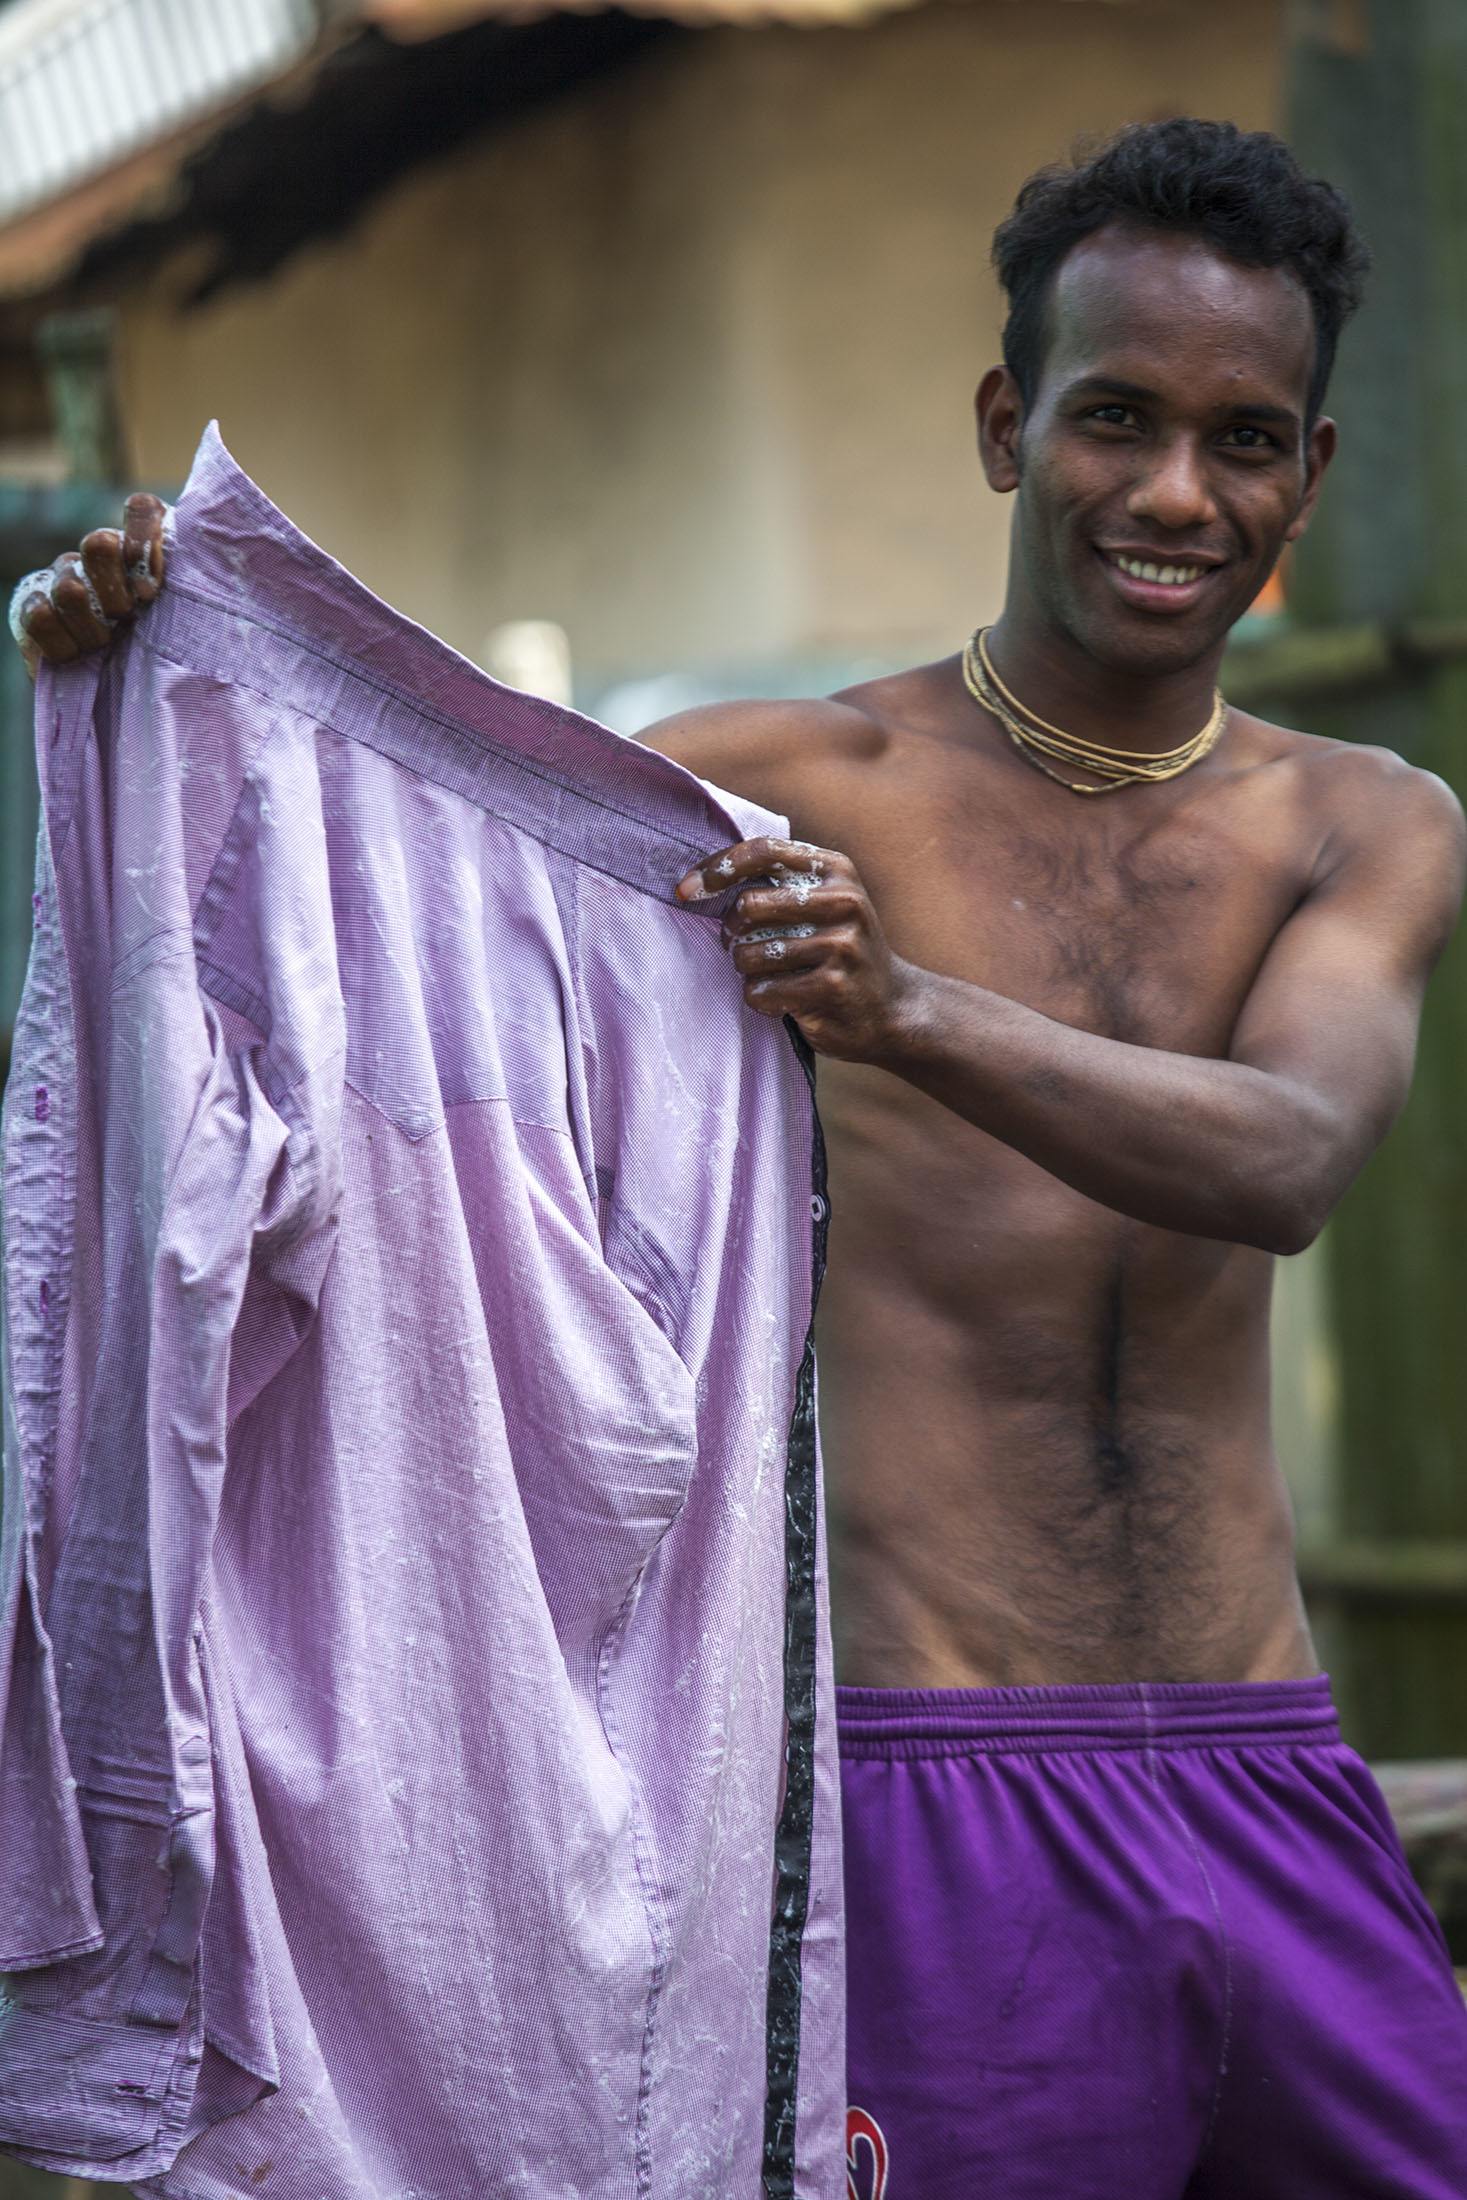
[984,222,1336,677]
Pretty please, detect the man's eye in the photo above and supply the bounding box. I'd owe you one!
[1088,405,1135,427]
[1222,425,1277,450]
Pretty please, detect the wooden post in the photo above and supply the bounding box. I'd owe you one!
[35,310,126,487]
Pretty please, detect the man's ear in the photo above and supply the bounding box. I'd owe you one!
[1285,414,1338,542]
[977,365,1025,494]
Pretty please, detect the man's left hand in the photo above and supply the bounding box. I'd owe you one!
[676,836,919,1062]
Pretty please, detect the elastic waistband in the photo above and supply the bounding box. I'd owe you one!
[835,1675,1340,1759]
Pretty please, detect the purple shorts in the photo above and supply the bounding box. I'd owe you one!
[838,1677,1467,2199]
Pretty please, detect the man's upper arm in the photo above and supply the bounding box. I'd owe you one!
[638,696,873,833]
[1228,752,1467,1208]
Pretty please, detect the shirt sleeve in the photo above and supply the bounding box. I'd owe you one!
[0,649,340,2179]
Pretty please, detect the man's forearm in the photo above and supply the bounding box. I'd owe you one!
[876,965,1332,1252]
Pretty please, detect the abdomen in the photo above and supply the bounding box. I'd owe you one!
[813,1062,1306,1687]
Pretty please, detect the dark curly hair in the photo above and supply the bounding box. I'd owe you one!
[992,118,1370,427]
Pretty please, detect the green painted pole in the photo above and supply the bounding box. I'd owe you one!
[1284,0,1467,1758]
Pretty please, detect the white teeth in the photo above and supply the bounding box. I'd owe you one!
[1114,555,1203,585]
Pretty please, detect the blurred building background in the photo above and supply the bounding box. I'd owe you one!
[0,3,1464,2181]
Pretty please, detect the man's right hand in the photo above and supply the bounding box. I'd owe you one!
[9,492,168,680]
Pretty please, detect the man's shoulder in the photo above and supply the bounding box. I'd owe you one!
[1256,711,1460,816]
[637,657,953,823]
[638,689,883,793]
[1245,710,1466,893]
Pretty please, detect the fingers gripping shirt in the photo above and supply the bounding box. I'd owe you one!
[0,425,844,2198]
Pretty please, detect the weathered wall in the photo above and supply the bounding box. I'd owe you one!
[117,0,1283,694]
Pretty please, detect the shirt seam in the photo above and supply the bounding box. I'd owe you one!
[594,1558,680,2200]
[341,1077,587,1148]
[0,1930,105,1970]
[4,824,79,1534]
[760,1024,827,2200]
[141,591,738,903]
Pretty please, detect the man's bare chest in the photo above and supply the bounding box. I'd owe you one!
[818,751,1316,1055]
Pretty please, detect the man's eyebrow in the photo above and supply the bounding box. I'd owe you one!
[1062,374,1159,405]
[1061,373,1301,427]
[1216,401,1301,427]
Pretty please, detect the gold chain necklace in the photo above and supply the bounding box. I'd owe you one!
[961,627,1228,796]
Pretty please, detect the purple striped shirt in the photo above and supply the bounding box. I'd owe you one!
[0,426,843,2196]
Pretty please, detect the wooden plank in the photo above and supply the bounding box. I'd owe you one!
[1299,1540,1467,1601]
[1224,616,1467,707]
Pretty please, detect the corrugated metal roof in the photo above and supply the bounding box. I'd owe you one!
[0,0,324,229]
[367,0,913,26]
[366,0,1126,23]
[0,0,922,292]
[0,0,1136,295]
[0,0,1138,249]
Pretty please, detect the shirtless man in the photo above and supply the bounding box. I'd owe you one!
[18,117,1467,2200]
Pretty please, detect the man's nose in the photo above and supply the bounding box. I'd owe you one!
[1126,437,1218,532]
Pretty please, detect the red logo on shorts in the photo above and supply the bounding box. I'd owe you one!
[845,2106,889,2200]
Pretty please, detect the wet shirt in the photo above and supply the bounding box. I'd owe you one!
[0,426,843,2198]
